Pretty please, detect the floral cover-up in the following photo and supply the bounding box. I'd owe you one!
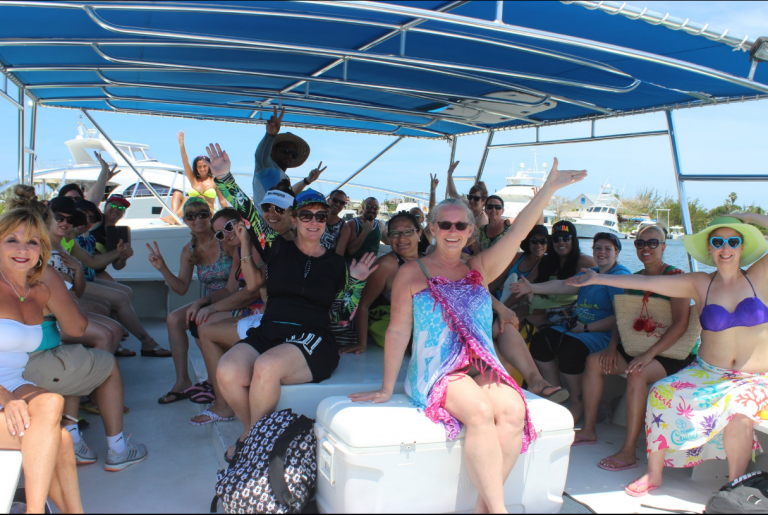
[646,356,768,467]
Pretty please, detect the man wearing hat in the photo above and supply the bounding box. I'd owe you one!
[253,106,314,213]
[90,194,134,279]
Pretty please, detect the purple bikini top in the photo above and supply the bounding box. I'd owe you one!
[700,270,768,332]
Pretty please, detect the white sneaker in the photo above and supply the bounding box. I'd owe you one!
[73,435,97,465]
[104,437,148,472]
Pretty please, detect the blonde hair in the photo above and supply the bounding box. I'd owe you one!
[637,224,667,242]
[0,186,52,284]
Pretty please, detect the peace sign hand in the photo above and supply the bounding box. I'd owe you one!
[306,161,327,184]
[266,106,285,135]
[430,173,439,191]
[349,252,379,281]
[447,160,459,177]
[146,241,167,271]
[205,143,231,177]
[543,158,587,192]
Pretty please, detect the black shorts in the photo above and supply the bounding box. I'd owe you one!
[529,327,591,375]
[241,321,340,383]
[617,344,696,376]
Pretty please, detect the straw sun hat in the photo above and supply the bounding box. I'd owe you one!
[274,132,310,168]
[683,216,768,267]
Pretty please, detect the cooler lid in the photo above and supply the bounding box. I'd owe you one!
[316,392,573,449]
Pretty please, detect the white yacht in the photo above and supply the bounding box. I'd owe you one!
[571,184,623,239]
[493,152,556,226]
[669,225,685,239]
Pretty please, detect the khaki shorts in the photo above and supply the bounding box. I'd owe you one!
[22,344,114,397]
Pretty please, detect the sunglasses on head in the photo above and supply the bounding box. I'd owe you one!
[529,238,548,246]
[262,203,286,215]
[634,239,661,250]
[389,229,417,239]
[552,235,572,243]
[709,236,742,249]
[435,221,470,231]
[466,194,483,202]
[108,203,126,211]
[485,204,503,211]
[297,210,328,223]
[277,147,298,159]
[214,220,237,241]
[54,213,76,225]
[185,210,211,222]
[330,197,347,206]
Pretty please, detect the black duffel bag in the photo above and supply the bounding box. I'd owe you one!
[706,471,768,514]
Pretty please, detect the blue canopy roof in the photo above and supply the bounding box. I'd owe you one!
[1,0,766,138]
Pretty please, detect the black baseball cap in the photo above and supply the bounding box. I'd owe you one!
[76,199,103,223]
[593,232,622,251]
[552,220,577,237]
[50,196,87,227]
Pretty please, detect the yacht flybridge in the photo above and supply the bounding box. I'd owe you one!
[2,1,768,513]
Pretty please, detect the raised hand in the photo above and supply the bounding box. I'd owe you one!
[447,160,459,177]
[348,388,392,404]
[59,252,82,272]
[205,143,231,177]
[306,161,327,184]
[563,268,599,288]
[266,106,285,135]
[146,241,167,271]
[430,173,439,191]
[542,158,587,192]
[728,212,754,223]
[177,131,185,145]
[234,222,251,247]
[3,397,30,437]
[349,252,379,281]
[508,275,532,298]
[94,150,108,169]
[108,164,120,181]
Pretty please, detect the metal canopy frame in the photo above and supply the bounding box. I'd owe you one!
[2,1,768,273]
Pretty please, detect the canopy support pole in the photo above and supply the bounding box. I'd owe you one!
[337,136,404,190]
[476,130,494,182]
[27,101,37,184]
[665,110,697,272]
[17,88,24,185]
[449,136,457,164]
[80,109,183,223]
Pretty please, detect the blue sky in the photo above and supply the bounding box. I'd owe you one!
[0,1,766,208]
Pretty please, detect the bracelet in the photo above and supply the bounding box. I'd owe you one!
[303,177,310,185]
[240,254,253,263]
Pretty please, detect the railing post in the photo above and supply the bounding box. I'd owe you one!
[17,88,25,185]
[337,136,404,190]
[475,130,494,183]
[665,110,697,272]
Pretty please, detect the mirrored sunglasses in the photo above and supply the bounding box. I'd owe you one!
[108,203,126,211]
[263,203,286,215]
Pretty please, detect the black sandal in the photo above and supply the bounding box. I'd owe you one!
[224,439,245,466]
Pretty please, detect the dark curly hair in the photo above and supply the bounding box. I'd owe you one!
[191,155,212,180]
[386,211,421,234]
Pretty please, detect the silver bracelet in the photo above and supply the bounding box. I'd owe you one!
[240,254,253,262]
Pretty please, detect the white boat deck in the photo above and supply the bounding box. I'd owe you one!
[25,317,765,513]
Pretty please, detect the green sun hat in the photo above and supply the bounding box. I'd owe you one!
[683,216,768,267]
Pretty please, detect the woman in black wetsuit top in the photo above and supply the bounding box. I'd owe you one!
[205,143,377,462]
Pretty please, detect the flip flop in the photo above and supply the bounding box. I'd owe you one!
[115,346,136,358]
[598,458,639,472]
[189,409,235,426]
[158,390,193,405]
[140,346,173,358]
[624,480,659,497]
[185,381,213,394]
[190,390,216,404]
[571,433,597,446]
[537,385,570,405]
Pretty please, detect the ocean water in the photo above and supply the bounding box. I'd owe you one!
[612,238,715,274]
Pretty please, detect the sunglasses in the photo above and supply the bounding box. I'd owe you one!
[54,213,76,225]
[435,221,470,231]
[529,238,548,246]
[709,236,742,249]
[263,203,286,215]
[277,146,298,159]
[389,229,417,239]
[185,210,211,222]
[330,197,347,206]
[552,235,572,243]
[485,204,503,211]
[365,204,379,211]
[86,214,99,224]
[466,194,483,202]
[634,239,661,250]
[108,203,126,211]
[297,210,328,223]
[214,220,236,241]
[68,195,83,203]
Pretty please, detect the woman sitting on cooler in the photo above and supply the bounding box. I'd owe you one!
[565,214,768,497]
[351,159,586,513]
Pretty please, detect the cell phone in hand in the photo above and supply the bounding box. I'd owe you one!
[106,226,131,252]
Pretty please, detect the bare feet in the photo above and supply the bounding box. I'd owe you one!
[160,215,180,225]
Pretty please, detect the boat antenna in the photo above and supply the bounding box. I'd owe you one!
[531,149,538,172]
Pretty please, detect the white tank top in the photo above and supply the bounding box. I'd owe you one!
[0,320,43,401]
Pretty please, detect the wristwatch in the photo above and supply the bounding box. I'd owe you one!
[584,323,590,333]
[303,177,311,185]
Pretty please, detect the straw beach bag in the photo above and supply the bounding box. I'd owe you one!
[614,292,701,360]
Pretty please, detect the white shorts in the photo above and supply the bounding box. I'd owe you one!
[237,313,264,340]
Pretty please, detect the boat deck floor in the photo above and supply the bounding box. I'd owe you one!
[60,318,754,514]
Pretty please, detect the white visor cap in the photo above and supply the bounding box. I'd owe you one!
[260,190,294,210]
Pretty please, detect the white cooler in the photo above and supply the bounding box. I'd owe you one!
[314,392,574,513]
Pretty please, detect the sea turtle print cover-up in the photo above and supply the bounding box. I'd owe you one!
[646,356,768,467]
[405,264,536,451]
